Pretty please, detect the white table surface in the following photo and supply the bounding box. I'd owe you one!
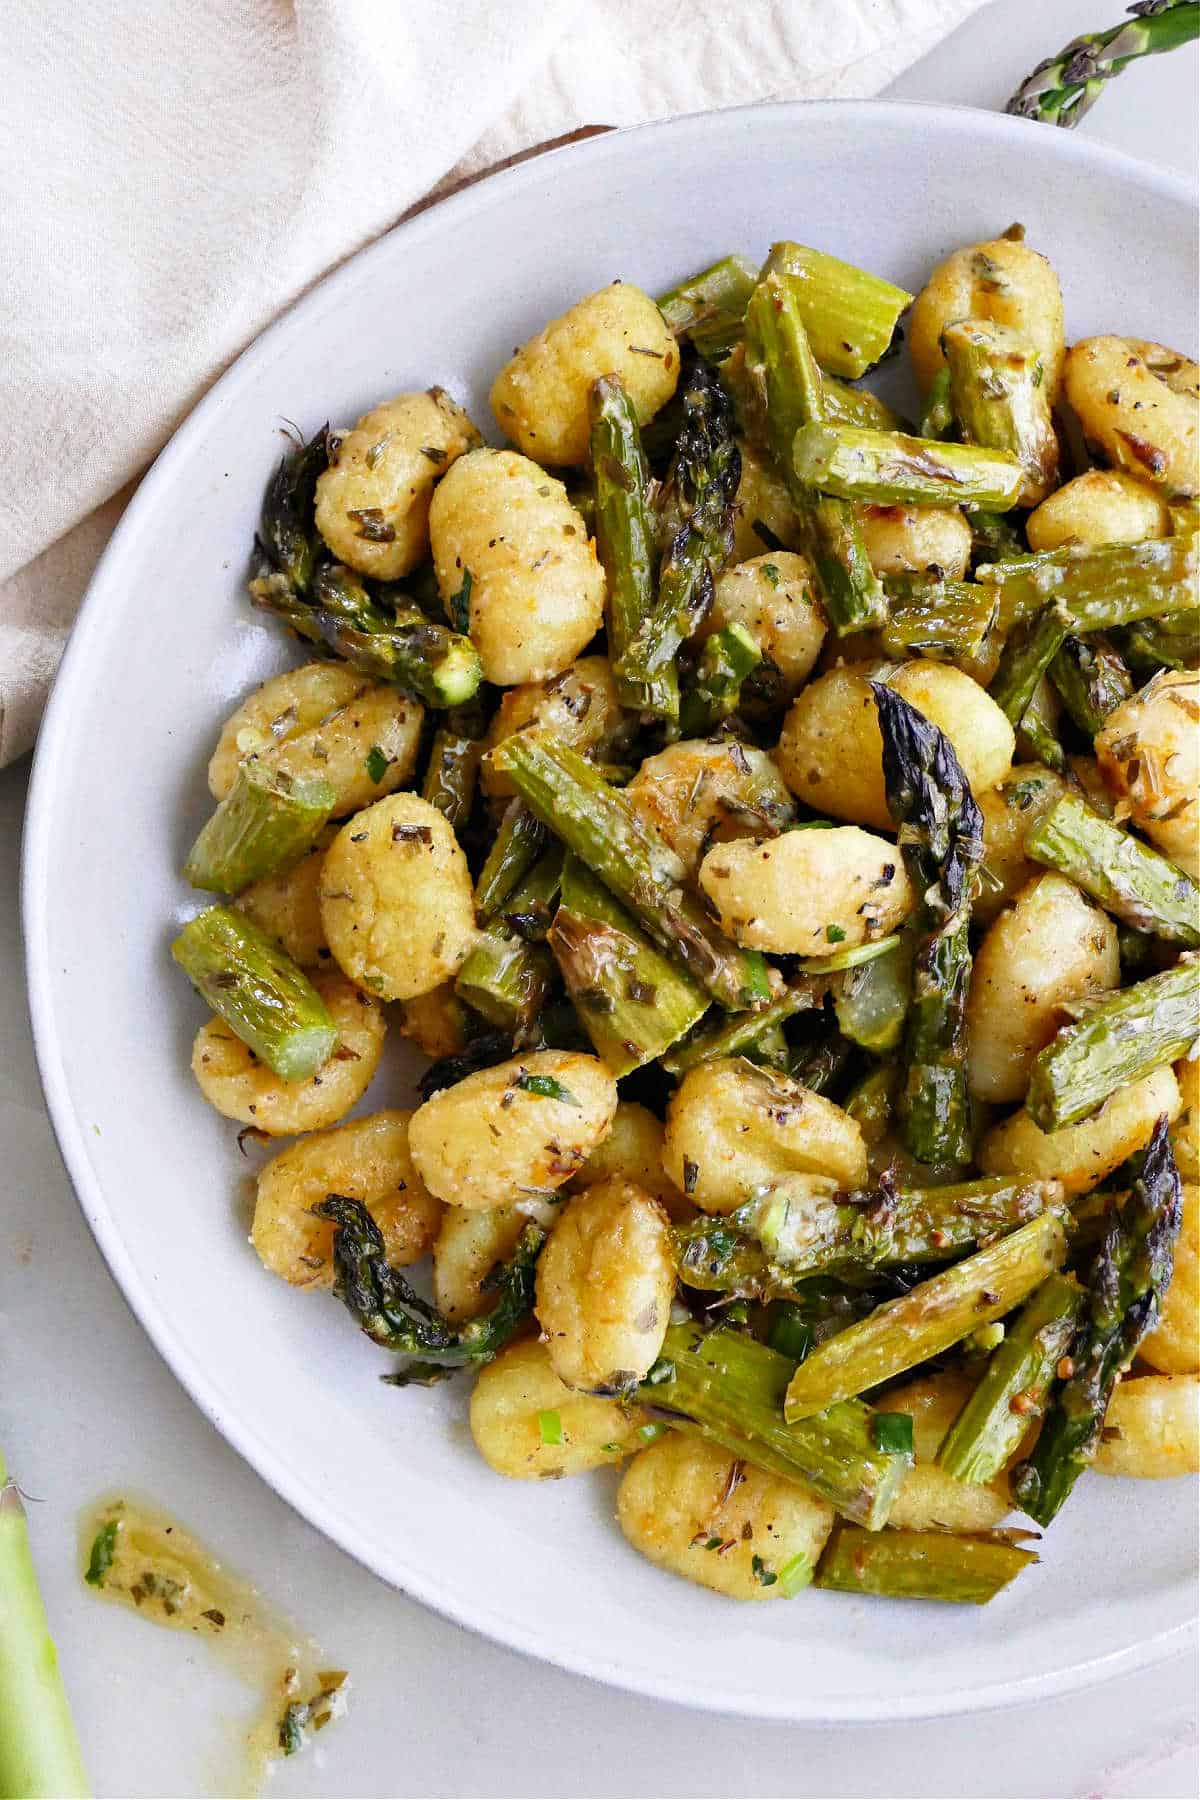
[3,4,1198,1794]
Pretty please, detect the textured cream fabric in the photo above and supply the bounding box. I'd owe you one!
[0,0,985,764]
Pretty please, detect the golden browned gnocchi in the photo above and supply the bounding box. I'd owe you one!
[1171,1057,1200,1182]
[1096,670,1200,880]
[1026,469,1172,551]
[430,449,605,686]
[481,656,627,798]
[535,1177,673,1391]
[616,1432,834,1600]
[190,970,385,1134]
[314,389,481,580]
[908,234,1066,401]
[208,663,365,798]
[698,824,914,957]
[469,1338,649,1477]
[776,662,1015,830]
[857,503,973,581]
[975,765,1069,927]
[397,982,472,1062]
[880,1372,1014,1533]
[1093,1374,1200,1478]
[662,1058,867,1215]
[1140,1183,1199,1375]
[433,1204,530,1323]
[251,1110,441,1287]
[568,1100,689,1220]
[966,874,1120,1103]
[728,441,802,564]
[234,831,331,968]
[978,1064,1181,1196]
[625,739,795,877]
[408,1051,618,1211]
[319,793,476,1001]
[490,282,677,466]
[1064,337,1199,496]
[708,553,827,698]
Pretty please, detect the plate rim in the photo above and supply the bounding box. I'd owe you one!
[22,97,1199,1724]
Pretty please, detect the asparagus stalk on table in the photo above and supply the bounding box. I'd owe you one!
[871,683,985,1164]
[975,533,1198,633]
[1006,1,1200,129]
[256,429,328,593]
[814,1523,1037,1604]
[791,421,1027,511]
[641,1324,909,1528]
[454,849,563,1033]
[588,376,664,712]
[1025,956,1199,1130]
[1048,634,1134,734]
[936,1274,1087,1485]
[1026,792,1200,945]
[316,1196,545,1385]
[547,855,710,1075]
[613,361,740,722]
[941,318,1060,502]
[171,905,338,1081]
[1012,1118,1183,1525]
[489,734,770,1011]
[183,763,336,896]
[473,801,547,922]
[250,559,483,709]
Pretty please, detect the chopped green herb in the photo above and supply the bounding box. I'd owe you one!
[601,1442,622,1454]
[751,1553,778,1588]
[870,1412,915,1456]
[761,562,781,587]
[85,1519,119,1587]
[514,1072,580,1105]
[448,568,474,633]
[643,1357,676,1387]
[278,1672,348,1757]
[638,1422,668,1444]
[778,1552,813,1597]
[537,1409,563,1446]
[704,1535,725,1551]
[364,745,389,784]
[825,923,847,944]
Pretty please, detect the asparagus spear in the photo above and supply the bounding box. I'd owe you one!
[989,601,1075,726]
[918,367,954,440]
[490,734,770,1010]
[642,1323,909,1528]
[880,579,1000,679]
[1006,1,1200,128]
[677,624,762,736]
[474,801,547,922]
[872,683,984,1163]
[844,1061,899,1147]
[454,850,562,1033]
[792,423,1026,511]
[1026,958,1199,1130]
[814,1523,1036,1603]
[833,932,914,1055]
[941,319,1059,502]
[257,428,328,593]
[936,1274,1087,1484]
[1025,792,1200,945]
[1048,634,1133,735]
[183,762,336,897]
[783,1212,1067,1421]
[547,856,709,1075]
[589,376,663,711]
[657,254,759,361]
[1015,673,1067,773]
[250,560,482,708]
[969,509,1027,569]
[1118,608,1200,675]
[661,984,817,1076]
[976,534,1197,633]
[421,727,483,831]
[1012,1118,1182,1524]
[316,1196,544,1385]
[171,905,338,1081]
[759,242,913,379]
[614,361,740,721]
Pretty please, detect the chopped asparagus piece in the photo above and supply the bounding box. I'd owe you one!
[1118,608,1200,675]
[171,905,337,1081]
[548,856,709,1075]
[454,850,562,1032]
[1026,958,1199,1131]
[759,242,913,379]
[642,1323,908,1528]
[1026,792,1200,946]
[976,534,1197,633]
[491,734,769,1011]
[257,429,327,593]
[833,931,914,1054]
[1015,673,1066,773]
[969,509,1027,569]
[678,624,762,736]
[936,1274,1086,1484]
[657,254,759,361]
[661,984,817,1076]
[1012,1120,1182,1524]
[421,728,482,831]
[843,1061,899,1147]
[183,763,335,896]
[783,1212,1067,1421]
[881,580,1000,678]
[941,318,1058,502]
[989,601,1075,726]
[474,801,547,922]
[792,422,1025,511]
[589,376,662,710]
[815,1524,1036,1603]
[918,366,954,440]
[1048,634,1133,736]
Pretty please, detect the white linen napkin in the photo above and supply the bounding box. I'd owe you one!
[0,0,986,765]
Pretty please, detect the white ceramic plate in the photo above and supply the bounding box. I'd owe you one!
[25,102,1199,1722]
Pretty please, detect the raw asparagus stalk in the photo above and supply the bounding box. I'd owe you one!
[661,984,817,1076]
[678,623,762,735]
[872,683,984,1163]
[1048,634,1133,734]
[256,428,328,593]
[454,850,562,1033]
[0,1457,89,1799]
[936,1274,1087,1484]
[881,579,1000,678]
[316,1195,544,1385]
[783,1212,1067,1421]
[918,366,954,440]
[941,318,1059,502]
[171,905,338,1081]
[1026,792,1200,945]
[474,801,547,921]
[614,361,740,721]
[421,727,482,830]
[183,762,336,896]
[1006,1,1200,128]
[792,422,1026,510]
[1026,957,1199,1130]
[250,560,482,708]
[976,534,1198,633]
[814,1523,1036,1603]
[547,855,709,1075]
[490,734,770,1010]
[1012,1118,1182,1523]
[642,1323,909,1528]
[989,601,1075,725]
[589,376,663,710]
[759,241,913,379]
[657,254,759,360]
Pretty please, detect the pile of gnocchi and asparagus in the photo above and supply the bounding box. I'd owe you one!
[172,228,1199,1608]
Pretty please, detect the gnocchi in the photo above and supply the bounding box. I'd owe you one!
[568,1101,690,1220]
[978,1064,1182,1196]
[535,1177,673,1392]
[470,1338,649,1477]
[1095,670,1200,881]
[708,553,827,699]
[625,739,795,878]
[881,1372,1014,1533]
[1026,469,1172,552]
[481,656,627,799]
[1064,337,1199,496]
[1093,1375,1200,1479]
[697,824,914,957]
[857,503,972,582]
[908,234,1066,402]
